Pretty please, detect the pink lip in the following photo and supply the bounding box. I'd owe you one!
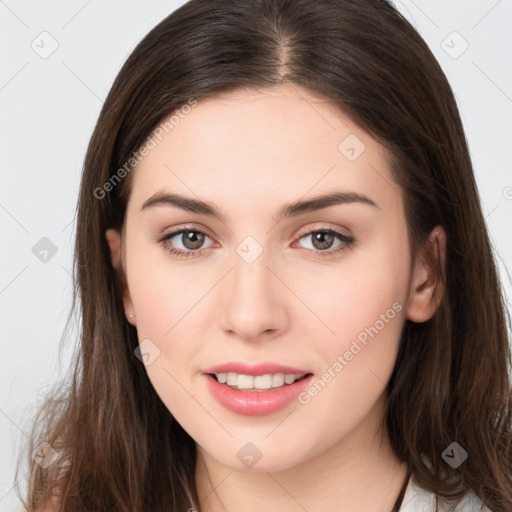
[204,374,314,416]
[202,362,313,416]
[203,362,310,376]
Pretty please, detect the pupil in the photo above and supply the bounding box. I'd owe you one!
[313,232,333,250]
[184,231,204,249]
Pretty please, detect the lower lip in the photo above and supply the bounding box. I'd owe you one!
[204,374,313,416]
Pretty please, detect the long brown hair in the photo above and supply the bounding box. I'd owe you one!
[17,0,512,510]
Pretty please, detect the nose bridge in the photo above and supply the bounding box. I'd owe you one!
[232,242,270,300]
[230,239,274,311]
[219,235,287,340]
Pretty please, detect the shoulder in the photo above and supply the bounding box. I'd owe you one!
[399,474,494,512]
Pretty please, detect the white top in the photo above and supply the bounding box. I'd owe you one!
[399,474,494,512]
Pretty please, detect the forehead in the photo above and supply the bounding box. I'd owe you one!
[128,83,402,217]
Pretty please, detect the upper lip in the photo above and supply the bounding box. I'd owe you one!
[203,362,312,376]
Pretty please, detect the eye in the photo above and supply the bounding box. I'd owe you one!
[158,227,215,259]
[294,228,355,257]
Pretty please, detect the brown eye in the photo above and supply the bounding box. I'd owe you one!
[296,228,355,257]
[180,230,206,250]
[159,228,215,259]
[310,231,336,251]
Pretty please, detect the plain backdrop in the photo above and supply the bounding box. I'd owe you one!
[1,1,511,510]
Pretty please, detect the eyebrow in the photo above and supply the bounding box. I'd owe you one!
[141,189,379,222]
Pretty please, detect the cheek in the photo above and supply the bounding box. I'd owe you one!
[297,237,410,424]
[125,239,231,409]
[126,237,203,336]
[128,267,204,429]
[306,238,410,355]
[123,241,201,397]
[292,257,408,448]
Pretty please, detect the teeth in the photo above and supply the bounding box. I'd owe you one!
[238,374,254,389]
[226,372,238,386]
[213,372,306,391]
[284,374,296,384]
[272,374,285,387]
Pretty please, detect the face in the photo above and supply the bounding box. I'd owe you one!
[108,83,437,473]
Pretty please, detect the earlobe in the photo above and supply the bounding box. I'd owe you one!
[105,228,136,326]
[405,226,447,323]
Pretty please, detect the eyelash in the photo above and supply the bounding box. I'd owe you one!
[158,225,355,260]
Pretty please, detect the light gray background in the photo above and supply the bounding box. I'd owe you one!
[1,1,511,510]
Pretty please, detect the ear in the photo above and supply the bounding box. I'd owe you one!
[406,225,447,323]
[105,228,136,326]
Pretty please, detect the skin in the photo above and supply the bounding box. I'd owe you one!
[106,83,446,512]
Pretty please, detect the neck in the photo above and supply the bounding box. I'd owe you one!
[194,392,409,512]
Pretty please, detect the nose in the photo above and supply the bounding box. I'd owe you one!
[219,247,290,342]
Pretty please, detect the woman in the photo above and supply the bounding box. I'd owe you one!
[19,0,512,510]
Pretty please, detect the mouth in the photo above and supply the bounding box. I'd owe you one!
[208,372,312,392]
[202,363,315,416]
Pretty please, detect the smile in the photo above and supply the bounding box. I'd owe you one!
[212,372,307,391]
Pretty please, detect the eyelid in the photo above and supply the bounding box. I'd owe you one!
[158,223,215,240]
[294,222,352,239]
